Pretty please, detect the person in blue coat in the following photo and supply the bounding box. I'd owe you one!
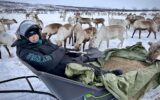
[12,20,122,77]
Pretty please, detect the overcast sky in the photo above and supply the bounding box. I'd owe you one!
[4,0,160,9]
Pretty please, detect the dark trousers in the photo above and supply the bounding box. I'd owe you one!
[48,54,94,77]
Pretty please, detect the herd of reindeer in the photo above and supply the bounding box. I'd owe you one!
[0,11,160,64]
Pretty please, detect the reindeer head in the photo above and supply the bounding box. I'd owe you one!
[146,41,160,63]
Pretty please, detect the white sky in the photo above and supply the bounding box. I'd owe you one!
[3,0,160,9]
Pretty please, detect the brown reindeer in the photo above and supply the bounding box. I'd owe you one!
[74,26,97,51]
[146,41,160,63]
[0,18,17,30]
[131,19,158,39]
[91,18,105,28]
[42,23,62,39]
[126,14,145,29]
[76,16,92,27]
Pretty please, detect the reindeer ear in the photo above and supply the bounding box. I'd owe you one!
[148,42,152,46]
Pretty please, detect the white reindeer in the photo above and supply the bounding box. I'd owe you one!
[76,16,92,27]
[67,16,76,25]
[90,25,126,48]
[0,32,16,59]
[56,24,74,49]
[108,18,128,37]
[0,21,6,32]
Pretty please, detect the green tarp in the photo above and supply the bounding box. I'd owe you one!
[65,42,160,100]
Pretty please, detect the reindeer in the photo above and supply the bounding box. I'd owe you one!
[0,32,16,59]
[76,16,92,27]
[89,25,126,48]
[25,13,43,28]
[59,10,67,21]
[146,41,160,63]
[33,17,43,28]
[25,12,32,19]
[108,18,128,37]
[0,21,6,32]
[131,19,158,39]
[108,18,127,27]
[91,18,105,28]
[30,14,43,28]
[153,16,160,32]
[0,18,17,30]
[67,16,76,25]
[126,14,145,29]
[56,24,74,49]
[41,23,62,39]
[73,23,97,51]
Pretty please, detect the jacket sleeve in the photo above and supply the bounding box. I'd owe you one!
[19,47,65,72]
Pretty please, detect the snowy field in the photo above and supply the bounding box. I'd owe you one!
[0,12,160,100]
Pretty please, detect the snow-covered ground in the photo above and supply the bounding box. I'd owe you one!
[0,12,160,100]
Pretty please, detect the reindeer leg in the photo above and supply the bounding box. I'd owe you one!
[0,46,1,59]
[7,24,10,30]
[132,29,137,38]
[98,41,102,48]
[147,29,151,38]
[83,42,86,51]
[106,40,109,48]
[154,32,156,39]
[102,23,104,26]
[128,24,130,30]
[3,45,12,57]
[139,29,141,39]
[69,36,71,45]
[71,35,74,46]
[64,39,67,49]
[74,36,76,45]
[117,38,124,48]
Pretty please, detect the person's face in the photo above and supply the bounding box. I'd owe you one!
[28,34,39,43]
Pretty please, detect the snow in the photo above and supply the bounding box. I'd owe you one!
[0,12,160,100]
